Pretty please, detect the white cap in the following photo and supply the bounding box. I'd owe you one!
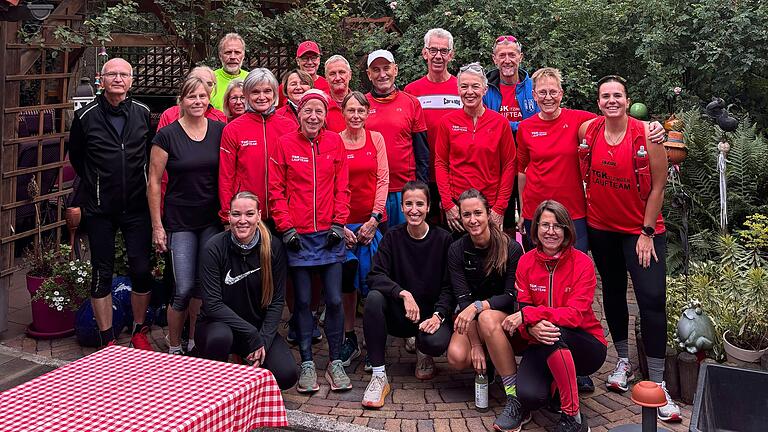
[367,49,395,67]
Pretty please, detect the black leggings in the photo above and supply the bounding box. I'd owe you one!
[517,327,607,410]
[195,320,299,390]
[85,211,152,298]
[363,290,452,367]
[588,228,667,359]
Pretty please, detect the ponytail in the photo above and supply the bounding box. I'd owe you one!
[457,188,509,277]
[257,220,274,308]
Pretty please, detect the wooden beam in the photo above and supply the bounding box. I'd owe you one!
[19,0,85,75]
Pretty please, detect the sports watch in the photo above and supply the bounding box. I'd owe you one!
[371,212,383,223]
[641,225,656,238]
[473,300,484,313]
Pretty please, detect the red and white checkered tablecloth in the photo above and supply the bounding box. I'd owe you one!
[0,345,288,432]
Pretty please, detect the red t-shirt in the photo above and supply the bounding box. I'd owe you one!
[517,108,597,220]
[326,98,346,133]
[585,117,665,234]
[499,83,522,122]
[434,108,516,213]
[404,76,462,177]
[346,130,379,223]
[365,91,427,191]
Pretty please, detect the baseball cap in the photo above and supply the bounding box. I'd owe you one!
[296,41,321,58]
[367,49,395,67]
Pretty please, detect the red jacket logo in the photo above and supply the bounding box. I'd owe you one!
[290,155,309,163]
[240,140,260,147]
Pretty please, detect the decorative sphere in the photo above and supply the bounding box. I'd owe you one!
[629,103,649,120]
[718,141,730,153]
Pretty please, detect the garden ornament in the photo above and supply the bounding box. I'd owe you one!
[676,303,716,354]
[705,97,737,233]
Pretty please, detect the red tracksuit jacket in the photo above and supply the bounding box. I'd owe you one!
[218,111,295,222]
[515,247,607,345]
[269,129,350,234]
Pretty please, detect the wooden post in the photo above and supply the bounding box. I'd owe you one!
[664,346,681,400]
[677,352,698,404]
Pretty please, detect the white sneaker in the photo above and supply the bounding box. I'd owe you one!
[606,358,633,392]
[657,381,682,422]
[362,374,390,408]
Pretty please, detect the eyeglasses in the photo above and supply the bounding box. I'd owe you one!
[103,72,132,80]
[229,96,246,102]
[536,90,561,99]
[459,63,485,74]
[538,222,566,233]
[495,35,518,44]
[426,47,451,56]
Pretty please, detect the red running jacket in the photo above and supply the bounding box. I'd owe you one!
[515,247,607,345]
[218,111,295,222]
[269,129,350,234]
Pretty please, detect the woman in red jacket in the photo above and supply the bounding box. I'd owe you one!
[276,69,313,127]
[502,200,607,432]
[269,89,351,393]
[218,68,295,224]
[434,62,516,232]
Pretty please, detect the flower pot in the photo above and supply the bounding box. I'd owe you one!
[664,131,688,164]
[25,274,75,339]
[723,330,768,365]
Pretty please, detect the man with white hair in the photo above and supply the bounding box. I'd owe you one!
[404,28,462,224]
[211,33,249,110]
[365,49,428,227]
[68,58,155,350]
[324,54,353,132]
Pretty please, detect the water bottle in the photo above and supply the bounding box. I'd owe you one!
[475,373,489,412]
[579,138,589,151]
[637,145,647,158]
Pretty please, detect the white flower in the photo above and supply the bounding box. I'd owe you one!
[56,306,63,311]
[444,11,452,16]
[77,277,84,283]
[389,1,397,9]
[53,291,59,295]
[45,295,50,299]
[673,86,682,95]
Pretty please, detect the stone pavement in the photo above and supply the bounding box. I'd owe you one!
[1,281,692,432]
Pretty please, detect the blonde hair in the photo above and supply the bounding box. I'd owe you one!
[177,76,209,117]
[222,78,244,118]
[531,67,563,90]
[230,191,274,308]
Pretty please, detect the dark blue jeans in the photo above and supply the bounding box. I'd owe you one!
[292,263,343,362]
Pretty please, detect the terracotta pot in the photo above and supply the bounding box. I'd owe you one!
[723,330,768,365]
[25,274,76,339]
[664,131,688,164]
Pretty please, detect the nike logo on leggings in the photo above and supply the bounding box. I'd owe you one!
[224,268,261,285]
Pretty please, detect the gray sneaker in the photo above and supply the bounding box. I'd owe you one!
[325,359,352,391]
[606,358,633,392]
[657,381,682,422]
[297,361,319,393]
[362,374,390,408]
[404,336,416,353]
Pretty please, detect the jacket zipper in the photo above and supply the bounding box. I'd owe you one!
[121,139,127,210]
[547,261,558,307]
[262,118,270,218]
[310,136,318,232]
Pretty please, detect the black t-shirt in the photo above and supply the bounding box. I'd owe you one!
[152,119,224,231]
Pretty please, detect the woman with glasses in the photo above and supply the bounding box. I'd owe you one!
[501,200,607,432]
[269,89,351,394]
[337,91,389,367]
[445,188,524,432]
[577,76,680,422]
[434,62,516,233]
[276,69,314,127]
[148,76,225,355]
[222,78,246,122]
[218,68,295,225]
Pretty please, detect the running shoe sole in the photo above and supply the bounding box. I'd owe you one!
[657,411,683,422]
[493,411,532,432]
[325,369,352,391]
[296,382,320,393]
[362,383,390,409]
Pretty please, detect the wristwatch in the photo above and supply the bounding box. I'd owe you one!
[433,311,445,323]
[371,212,383,223]
[473,300,484,313]
[641,225,656,238]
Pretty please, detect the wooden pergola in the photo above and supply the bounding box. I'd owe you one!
[0,0,295,332]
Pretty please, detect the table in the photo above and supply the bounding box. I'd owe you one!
[0,345,288,431]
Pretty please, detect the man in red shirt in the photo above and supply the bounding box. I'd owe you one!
[404,28,462,224]
[365,49,429,227]
[278,40,331,107]
[324,55,352,133]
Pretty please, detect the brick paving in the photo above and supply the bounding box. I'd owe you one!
[1,286,692,431]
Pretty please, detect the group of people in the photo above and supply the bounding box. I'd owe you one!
[67,28,680,432]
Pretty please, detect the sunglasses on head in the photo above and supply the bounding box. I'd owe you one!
[495,35,518,44]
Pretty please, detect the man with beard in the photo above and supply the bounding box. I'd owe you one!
[211,33,249,110]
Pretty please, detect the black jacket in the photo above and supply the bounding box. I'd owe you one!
[67,94,151,215]
[199,230,287,353]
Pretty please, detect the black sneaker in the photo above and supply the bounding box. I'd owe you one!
[555,412,589,432]
[340,337,361,367]
[577,375,595,393]
[493,395,531,432]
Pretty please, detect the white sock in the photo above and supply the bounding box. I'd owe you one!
[372,365,386,377]
[186,339,195,352]
[168,344,183,353]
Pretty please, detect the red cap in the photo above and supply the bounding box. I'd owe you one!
[297,89,329,112]
[296,41,321,58]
